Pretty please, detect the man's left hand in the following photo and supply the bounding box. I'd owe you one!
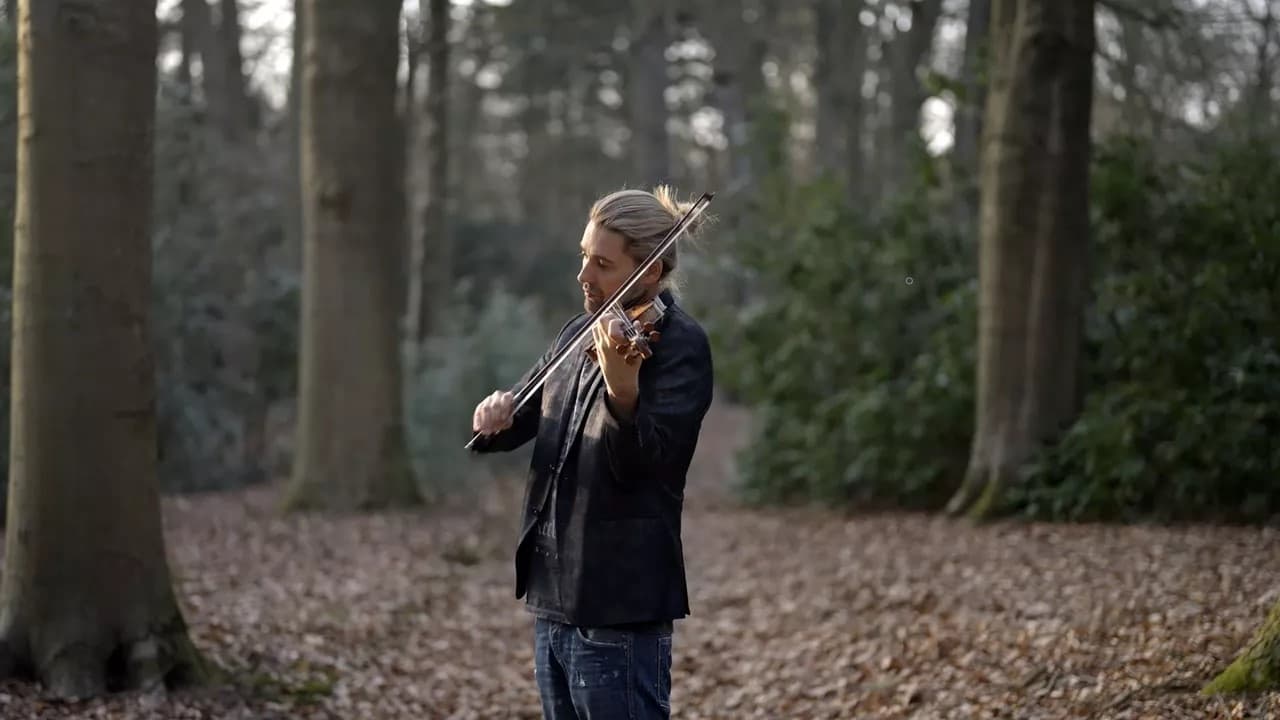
[593,317,640,417]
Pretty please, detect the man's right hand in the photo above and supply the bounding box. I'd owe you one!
[472,390,516,435]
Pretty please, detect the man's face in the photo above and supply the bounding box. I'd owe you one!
[578,222,654,313]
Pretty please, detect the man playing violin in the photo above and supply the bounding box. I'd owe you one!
[469,185,714,719]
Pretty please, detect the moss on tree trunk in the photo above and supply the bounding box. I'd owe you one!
[1204,599,1280,694]
[284,0,420,512]
[0,0,205,697]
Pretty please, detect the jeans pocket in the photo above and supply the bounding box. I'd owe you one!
[575,625,630,649]
[571,626,630,691]
[657,633,672,710]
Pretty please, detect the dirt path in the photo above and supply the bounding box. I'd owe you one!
[1,401,1278,718]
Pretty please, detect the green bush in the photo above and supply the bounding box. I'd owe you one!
[403,280,560,498]
[1010,138,1280,522]
[696,171,975,509]
[149,68,297,493]
[712,133,1280,522]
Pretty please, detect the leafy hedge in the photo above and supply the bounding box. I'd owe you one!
[690,171,975,509]
[1011,139,1280,522]
[702,135,1280,522]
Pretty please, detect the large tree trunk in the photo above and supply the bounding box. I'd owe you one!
[1204,596,1280,693]
[405,0,450,357]
[284,0,420,511]
[945,0,1095,520]
[0,0,204,697]
[628,0,671,184]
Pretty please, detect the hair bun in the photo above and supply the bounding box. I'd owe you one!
[652,183,713,241]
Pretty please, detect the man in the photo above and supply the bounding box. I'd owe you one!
[469,186,714,719]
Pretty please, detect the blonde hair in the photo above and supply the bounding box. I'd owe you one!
[588,185,710,290]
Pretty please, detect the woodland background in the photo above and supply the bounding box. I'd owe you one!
[0,0,1276,717]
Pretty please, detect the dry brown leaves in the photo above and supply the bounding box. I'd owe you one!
[0,403,1277,718]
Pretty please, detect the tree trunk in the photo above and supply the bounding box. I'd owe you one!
[283,0,303,264]
[628,0,670,184]
[701,0,770,192]
[406,0,450,356]
[953,0,991,229]
[182,0,223,121]
[812,0,843,180]
[284,0,420,511]
[944,0,1095,520]
[0,0,204,697]
[884,0,942,196]
[216,0,251,141]
[1248,0,1276,138]
[842,3,869,204]
[516,60,548,226]
[1204,596,1280,693]
[397,10,416,331]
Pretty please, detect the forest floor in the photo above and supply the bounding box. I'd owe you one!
[4,400,1280,719]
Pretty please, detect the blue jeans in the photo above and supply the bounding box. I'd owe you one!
[533,616,673,719]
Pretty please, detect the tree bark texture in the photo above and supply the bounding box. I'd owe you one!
[0,0,204,697]
[406,0,450,352]
[945,0,1095,520]
[285,0,420,511]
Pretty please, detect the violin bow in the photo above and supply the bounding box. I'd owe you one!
[465,191,715,450]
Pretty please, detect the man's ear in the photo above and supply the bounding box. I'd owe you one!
[642,260,664,285]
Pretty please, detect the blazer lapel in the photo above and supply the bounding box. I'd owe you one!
[525,344,597,525]
[564,357,603,452]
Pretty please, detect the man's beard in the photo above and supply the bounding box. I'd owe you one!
[583,284,647,313]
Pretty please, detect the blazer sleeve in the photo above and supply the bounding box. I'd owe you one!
[599,327,714,486]
[468,314,584,454]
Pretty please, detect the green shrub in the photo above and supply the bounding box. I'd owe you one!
[149,67,297,493]
[693,170,974,509]
[403,280,560,498]
[1010,138,1280,522]
[707,132,1280,522]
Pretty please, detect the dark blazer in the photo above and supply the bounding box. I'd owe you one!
[469,289,714,627]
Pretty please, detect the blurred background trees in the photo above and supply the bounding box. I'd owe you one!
[0,0,1270,518]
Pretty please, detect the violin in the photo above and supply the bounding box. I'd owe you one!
[586,294,668,366]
